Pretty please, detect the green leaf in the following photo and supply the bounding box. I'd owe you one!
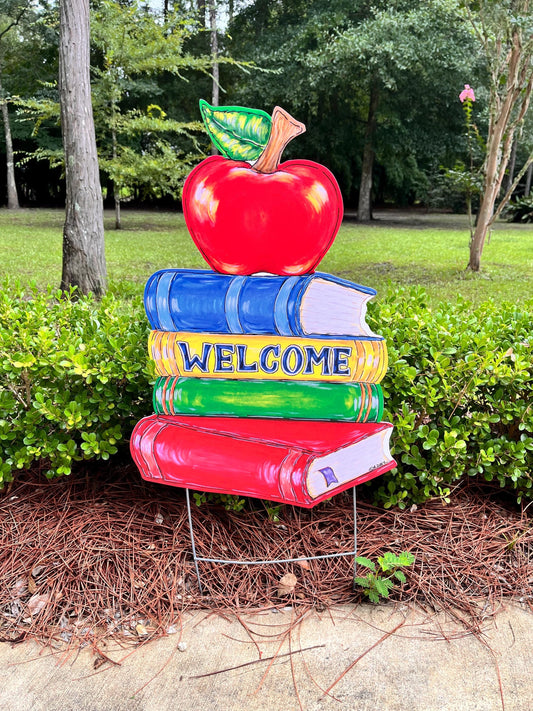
[397,551,415,567]
[379,551,398,571]
[367,590,380,604]
[11,354,35,368]
[199,100,272,162]
[394,570,407,583]
[355,556,376,571]
[374,578,392,598]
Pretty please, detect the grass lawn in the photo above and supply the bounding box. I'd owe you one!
[1,207,532,306]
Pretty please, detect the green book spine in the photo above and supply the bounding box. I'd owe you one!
[153,377,384,422]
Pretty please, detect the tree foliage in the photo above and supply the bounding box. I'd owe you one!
[90,0,210,226]
[0,0,47,208]
[11,0,260,213]
[0,0,532,265]
[228,0,479,213]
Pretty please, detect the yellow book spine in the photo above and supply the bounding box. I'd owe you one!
[148,331,388,384]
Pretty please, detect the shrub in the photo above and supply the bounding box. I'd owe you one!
[0,282,151,485]
[370,288,533,507]
[504,195,533,223]
[0,282,531,509]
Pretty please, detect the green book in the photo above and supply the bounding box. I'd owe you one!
[153,376,384,422]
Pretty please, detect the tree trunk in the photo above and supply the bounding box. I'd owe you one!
[209,0,219,156]
[59,0,106,297]
[112,126,121,230]
[469,114,515,270]
[197,0,206,27]
[114,194,121,230]
[525,163,532,196]
[357,82,379,222]
[0,75,19,209]
[209,0,219,107]
[468,114,506,271]
[505,138,517,195]
[467,26,533,271]
[468,185,497,271]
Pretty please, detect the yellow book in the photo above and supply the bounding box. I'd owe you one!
[148,331,388,384]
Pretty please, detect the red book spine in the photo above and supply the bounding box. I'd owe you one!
[130,415,396,508]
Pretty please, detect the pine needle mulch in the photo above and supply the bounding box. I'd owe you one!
[0,463,531,654]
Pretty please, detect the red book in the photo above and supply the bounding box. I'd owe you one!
[130,415,396,508]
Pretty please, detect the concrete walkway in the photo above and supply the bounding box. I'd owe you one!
[0,603,531,711]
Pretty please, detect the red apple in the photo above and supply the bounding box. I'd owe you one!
[182,108,343,276]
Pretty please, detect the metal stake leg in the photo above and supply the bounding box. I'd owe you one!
[353,485,358,590]
[185,488,203,594]
[185,486,358,595]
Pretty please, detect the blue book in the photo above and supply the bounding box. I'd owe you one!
[144,269,380,339]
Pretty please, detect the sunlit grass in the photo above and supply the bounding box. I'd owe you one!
[1,207,532,307]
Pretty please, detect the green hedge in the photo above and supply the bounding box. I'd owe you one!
[0,282,531,507]
[371,288,532,507]
[0,282,151,482]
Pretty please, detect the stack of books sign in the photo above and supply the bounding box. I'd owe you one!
[130,268,396,507]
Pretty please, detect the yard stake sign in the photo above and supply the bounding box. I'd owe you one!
[131,101,396,508]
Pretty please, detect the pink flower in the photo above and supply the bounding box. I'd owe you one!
[459,84,476,103]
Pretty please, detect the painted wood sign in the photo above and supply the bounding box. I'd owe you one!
[130,101,396,508]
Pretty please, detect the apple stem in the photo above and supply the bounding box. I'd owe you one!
[252,107,306,174]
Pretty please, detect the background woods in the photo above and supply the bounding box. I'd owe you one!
[0,0,531,263]
[0,0,531,506]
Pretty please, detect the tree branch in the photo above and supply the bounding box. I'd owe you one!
[494,62,533,190]
[490,151,533,225]
[0,2,30,42]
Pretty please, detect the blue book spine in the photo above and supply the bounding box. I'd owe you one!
[144,269,377,337]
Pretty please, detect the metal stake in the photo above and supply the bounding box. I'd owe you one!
[185,487,358,594]
[353,485,358,590]
[185,488,204,594]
